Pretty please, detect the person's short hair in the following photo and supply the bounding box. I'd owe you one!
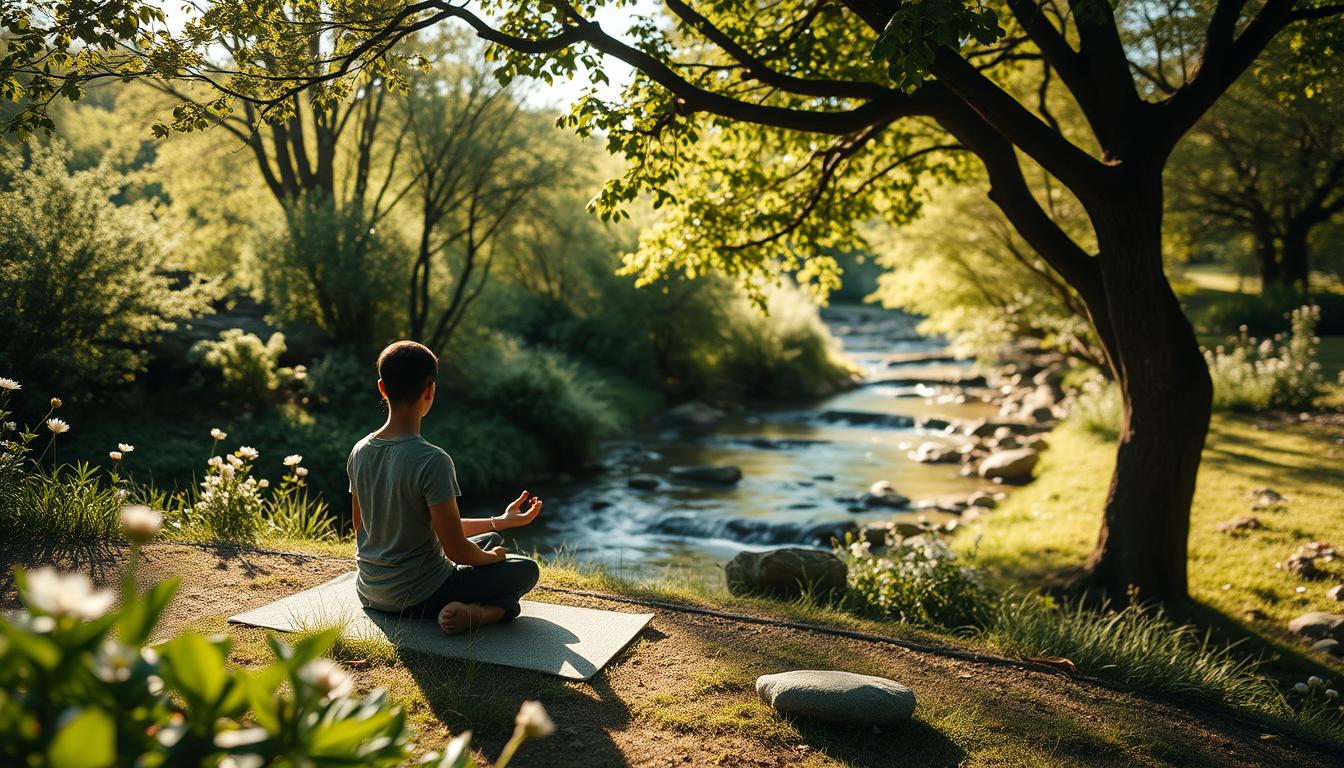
[377,341,438,406]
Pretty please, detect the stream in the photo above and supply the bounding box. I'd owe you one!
[507,306,1002,580]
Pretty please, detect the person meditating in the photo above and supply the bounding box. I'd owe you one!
[347,340,542,635]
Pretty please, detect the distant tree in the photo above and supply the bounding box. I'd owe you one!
[1170,41,1344,294]
[0,141,212,395]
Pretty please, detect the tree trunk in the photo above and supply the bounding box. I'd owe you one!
[1080,173,1214,603]
[1252,227,1281,291]
[1281,223,1310,296]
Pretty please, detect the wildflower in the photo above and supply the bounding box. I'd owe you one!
[109,451,123,461]
[226,453,243,468]
[116,488,129,499]
[296,659,352,700]
[23,567,115,619]
[46,418,70,434]
[850,540,872,558]
[284,454,303,467]
[118,443,134,453]
[237,446,259,461]
[0,377,19,391]
[441,732,472,766]
[258,479,269,489]
[1294,682,1310,694]
[1327,689,1339,701]
[1309,675,1323,687]
[515,700,555,739]
[295,466,309,478]
[10,610,56,634]
[210,428,227,441]
[2,422,14,431]
[221,464,236,480]
[120,505,162,544]
[94,640,138,683]
[207,456,223,468]
[50,397,62,409]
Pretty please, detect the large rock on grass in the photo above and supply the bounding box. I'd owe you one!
[725,548,847,600]
[978,447,1040,483]
[1288,612,1344,641]
[669,464,743,484]
[756,670,916,725]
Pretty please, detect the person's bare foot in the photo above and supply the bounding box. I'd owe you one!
[437,602,503,635]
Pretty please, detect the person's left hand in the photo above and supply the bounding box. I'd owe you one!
[498,490,543,529]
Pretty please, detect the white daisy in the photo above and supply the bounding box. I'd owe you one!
[283,454,303,467]
[23,567,115,619]
[0,378,19,391]
[237,446,258,461]
[210,428,227,441]
[46,418,70,434]
[118,443,134,453]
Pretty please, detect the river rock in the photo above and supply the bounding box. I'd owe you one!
[909,442,957,463]
[627,474,660,490]
[978,447,1040,483]
[756,670,915,725]
[670,464,743,484]
[1216,516,1262,533]
[664,400,725,428]
[725,548,848,600]
[967,491,997,509]
[1311,638,1344,657]
[1288,612,1344,641]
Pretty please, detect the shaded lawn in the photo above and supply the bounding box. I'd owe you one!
[968,410,1344,683]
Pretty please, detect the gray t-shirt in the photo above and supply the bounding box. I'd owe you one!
[347,434,460,611]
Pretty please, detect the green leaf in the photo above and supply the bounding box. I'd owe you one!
[160,632,229,709]
[117,577,178,645]
[1,623,61,669]
[48,707,115,768]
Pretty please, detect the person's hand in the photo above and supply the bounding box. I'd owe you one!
[487,545,510,563]
[498,490,543,529]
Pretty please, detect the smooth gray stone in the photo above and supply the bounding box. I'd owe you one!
[757,670,916,725]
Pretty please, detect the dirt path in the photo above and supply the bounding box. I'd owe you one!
[3,542,1340,767]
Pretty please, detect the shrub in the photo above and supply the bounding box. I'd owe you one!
[0,512,554,767]
[0,141,214,396]
[186,444,267,542]
[191,329,296,406]
[1188,285,1344,336]
[837,533,994,629]
[1204,305,1324,411]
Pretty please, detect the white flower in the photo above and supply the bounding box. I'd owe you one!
[23,567,115,619]
[1327,689,1339,701]
[46,418,70,434]
[441,732,472,765]
[515,700,555,739]
[118,443,134,453]
[109,451,123,461]
[116,488,128,499]
[0,377,19,391]
[1309,675,1323,687]
[210,428,227,441]
[220,464,235,480]
[237,446,258,461]
[283,454,303,467]
[294,466,308,477]
[296,659,352,700]
[850,540,872,558]
[9,610,56,634]
[226,453,243,468]
[2,422,14,431]
[50,397,62,409]
[207,456,223,468]
[257,479,269,489]
[1295,682,1310,694]
[120,505,162,544]
[94,640,138,683]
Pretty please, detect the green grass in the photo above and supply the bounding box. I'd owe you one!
[968,413,1344,681]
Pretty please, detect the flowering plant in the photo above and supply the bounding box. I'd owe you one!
[837,531,993,628]
[189,445,267,542]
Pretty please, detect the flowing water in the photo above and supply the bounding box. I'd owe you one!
[507,307,999,579]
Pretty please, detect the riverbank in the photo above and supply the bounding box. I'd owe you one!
[968,410,1344,681]
[2,541,1340,767]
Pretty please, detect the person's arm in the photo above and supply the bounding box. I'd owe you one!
[351,494,362,534]
[459,490,544,537]
[430,497,507,566]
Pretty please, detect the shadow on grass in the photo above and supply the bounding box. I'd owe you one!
[395,629,654,766]
[1166,598,1344,682]
[792,718,965,767]
[0,538,125,599]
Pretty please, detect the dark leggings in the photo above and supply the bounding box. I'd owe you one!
[401,533,540,622]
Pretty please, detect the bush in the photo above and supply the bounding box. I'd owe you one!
[1204,304,1324,411]
[469,343,620,469]
[0,141,213,396]
[191,329,296,406]
[837,533,994,629]
[0,518,554,767]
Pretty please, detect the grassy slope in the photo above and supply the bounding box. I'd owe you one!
[968,412,1344,682]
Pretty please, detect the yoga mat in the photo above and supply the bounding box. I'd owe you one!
[228,572,652,681]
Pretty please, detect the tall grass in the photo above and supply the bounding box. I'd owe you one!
[0,463,126,540]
